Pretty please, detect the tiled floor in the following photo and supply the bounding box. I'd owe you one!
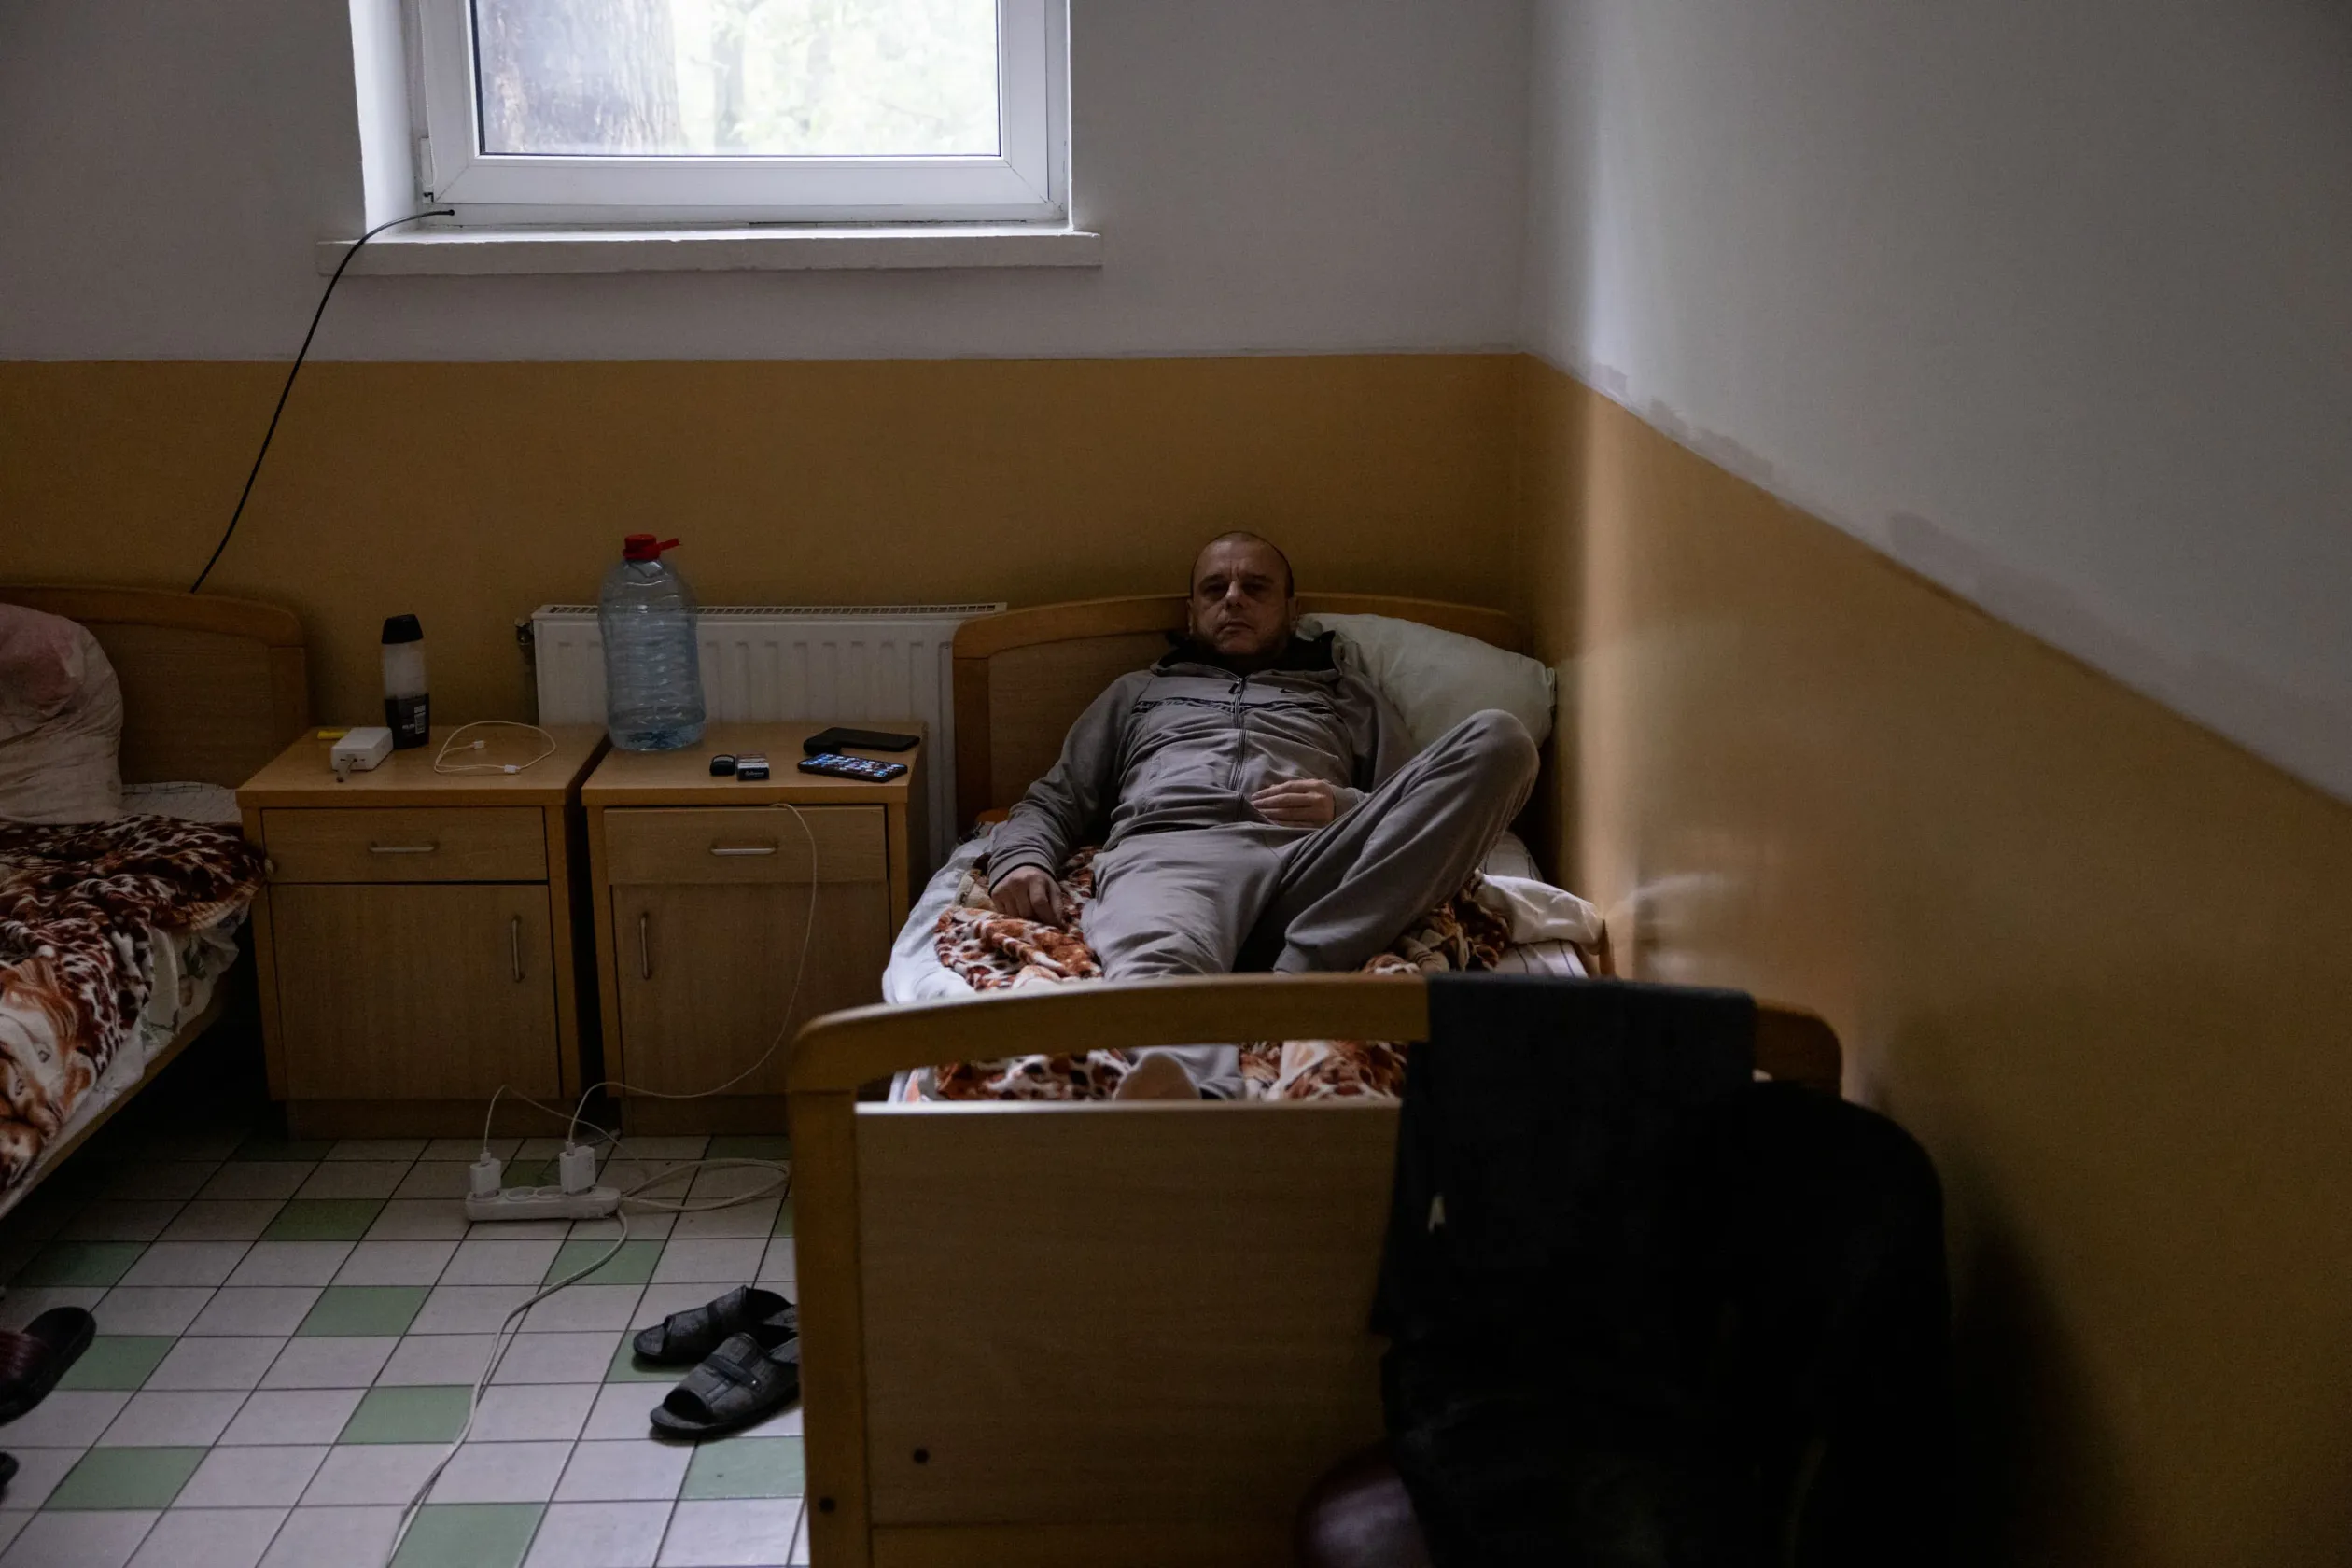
[0,1109,805,1568]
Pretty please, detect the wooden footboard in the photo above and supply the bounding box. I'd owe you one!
[784,975,1841,1568]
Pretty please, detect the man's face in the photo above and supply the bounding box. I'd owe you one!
[1187,539,1296,660]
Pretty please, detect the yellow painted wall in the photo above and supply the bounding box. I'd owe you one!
[1513,357,2352,1564]
[0,356,1517,723]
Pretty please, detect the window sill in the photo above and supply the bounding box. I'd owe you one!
[315,224,1102,276]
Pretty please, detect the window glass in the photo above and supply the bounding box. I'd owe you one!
[472,0,1001,159]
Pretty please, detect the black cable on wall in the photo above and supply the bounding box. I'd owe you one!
[189,208,453,593]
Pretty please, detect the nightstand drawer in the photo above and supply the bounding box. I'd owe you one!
[261,807,549,883]
[604,805,888,885]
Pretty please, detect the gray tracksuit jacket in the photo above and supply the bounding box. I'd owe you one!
[987,634,1413,882]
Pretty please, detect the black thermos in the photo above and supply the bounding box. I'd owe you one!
[382,614,429,749]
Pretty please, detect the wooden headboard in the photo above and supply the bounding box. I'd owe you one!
[0,586,310,788]
[951,594,1524,832]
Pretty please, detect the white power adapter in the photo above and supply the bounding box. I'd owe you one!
[331,725,394,782]
[558,1143,598,1195]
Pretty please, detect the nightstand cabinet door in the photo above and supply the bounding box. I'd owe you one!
[272,883,563,1099]
[611,880,890,1097]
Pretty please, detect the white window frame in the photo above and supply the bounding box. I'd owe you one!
[409,0,1066,226]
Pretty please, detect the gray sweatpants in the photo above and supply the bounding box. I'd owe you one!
[1081,709,1540,1094]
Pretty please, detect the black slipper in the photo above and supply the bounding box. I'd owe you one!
[0,1452,16,1497]
[649,1323,801,1437]
[632,1285,794,1365]
[0,1308,96,1423]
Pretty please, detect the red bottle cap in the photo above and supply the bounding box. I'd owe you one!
[623,535,681,562]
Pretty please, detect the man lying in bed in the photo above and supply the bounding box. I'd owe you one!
[987,531,1537,1097]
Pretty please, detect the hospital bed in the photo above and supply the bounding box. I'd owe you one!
[782,595,1844,1568]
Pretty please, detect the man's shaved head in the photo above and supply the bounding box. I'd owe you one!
[1186,532,1298,670]
[1194,531,1295,597]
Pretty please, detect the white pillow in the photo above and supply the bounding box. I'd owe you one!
[1297,612,1555,751]
[0,605,124,824]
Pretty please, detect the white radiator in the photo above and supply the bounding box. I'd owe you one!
[529,602,1003,870]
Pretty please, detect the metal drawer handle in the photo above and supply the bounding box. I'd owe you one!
[638,912,652,980]
[510,915,524,983]
[709,843,779,857]
[370,843,439,855]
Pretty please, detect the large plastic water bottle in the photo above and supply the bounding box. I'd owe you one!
[598,534,707,751]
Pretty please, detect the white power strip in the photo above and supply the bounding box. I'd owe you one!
[464,1184,623,1222]
[461,1149,620,1222]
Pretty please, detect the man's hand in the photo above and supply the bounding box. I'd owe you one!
[990,865,1069,926]
[1251,777,1340,829]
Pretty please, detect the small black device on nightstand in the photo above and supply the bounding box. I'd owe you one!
[802,726,919,755]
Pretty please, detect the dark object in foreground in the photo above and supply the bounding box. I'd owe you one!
[0,1307,98,1423]
[1333,975,1952,1568]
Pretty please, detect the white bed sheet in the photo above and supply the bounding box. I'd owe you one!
[121,780,242,825]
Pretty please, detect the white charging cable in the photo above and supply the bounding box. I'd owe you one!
[432,720,559,777]
[562,802,823,1147]
[385,1208,635,1561]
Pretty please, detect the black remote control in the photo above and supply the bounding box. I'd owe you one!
[799,752,908,782]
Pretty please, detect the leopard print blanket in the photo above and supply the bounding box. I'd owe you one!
[0,817,265,1192]
[928,847,1512,1101]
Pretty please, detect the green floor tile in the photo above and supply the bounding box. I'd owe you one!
[46,1446,206,1509]
[264,1198,384,1240]
[503,1158,561,1187]
[14,1240,145,1288]
[706,1135,791,1161]
[773,1197,794,1236]
[341,1384,476,1444]
[606,1339,679,1383]
[298,1283,429,1337]
[57,1336,175,1390]
[543,1239,663,1287]
[389,1503,543,1568]
[233,1137,336,1162]
[682,1435,805,1499]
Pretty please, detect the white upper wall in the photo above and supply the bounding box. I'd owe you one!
[0,0,1529,360]
[1522,0,2352,801]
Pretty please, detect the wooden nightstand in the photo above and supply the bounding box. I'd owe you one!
[581,721,925,1134]
[237,726,606,1138]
